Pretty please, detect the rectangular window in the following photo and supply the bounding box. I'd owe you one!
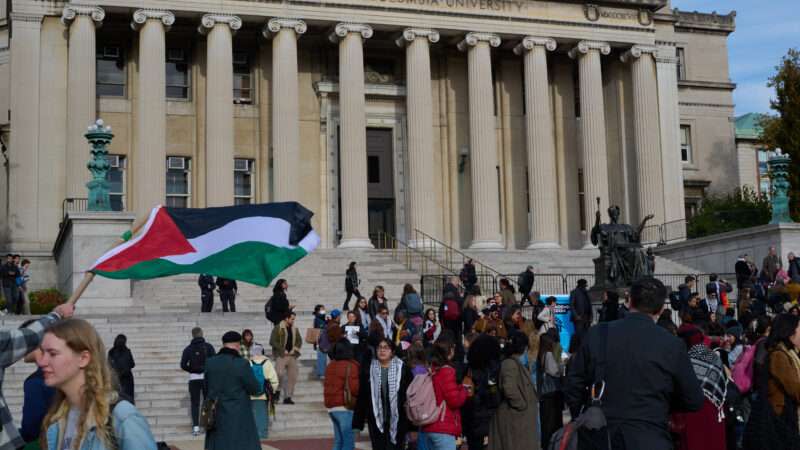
[676,48,686,81]
[233,52,253,104]
[97,46,126,97]
[106,155,126,211]
[680,125,692,163]
[166,48,191,99]
[166,156,191,207]
[757,149,771,198]
[578,168,586,232]
[367,156,380,184]
[234,158,254,205]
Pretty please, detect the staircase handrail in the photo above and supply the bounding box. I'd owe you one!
[412,229,504,279]
[377,231,456,276]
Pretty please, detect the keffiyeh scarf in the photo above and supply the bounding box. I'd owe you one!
[370,357,403,443]
[688,344,728,419]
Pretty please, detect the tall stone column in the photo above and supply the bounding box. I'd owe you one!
[568,41,611,248]
[655,50,686,224]
[8,12,43,246]
[514,36,560,249]
[264,18,306,202]
[62,5,104,199]
[396,28,439,244]
[330,23,373,248]
[200,14,240,207]
[458,32,503,250]
[622,45,664,224]
[132,10,174,217]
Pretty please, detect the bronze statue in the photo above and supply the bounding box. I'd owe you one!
[591,202,654,289]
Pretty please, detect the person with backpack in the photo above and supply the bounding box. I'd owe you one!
[517,266,535,307]
[399,284,424,325]
[419,335,469,450]
[324,341,360,450]
[216,277,238,312]
[344,262,361,311]
[266,279,292,325]
[462,334,502,450]
[38,319,157,450]
[249,345,279,440]
[564,278,703,450]
[438,291,463,362]
[488,331,539,450]
[198,273,215,312]
[180,327,216,436]
[353,337,413,450]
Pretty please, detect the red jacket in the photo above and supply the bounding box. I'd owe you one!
[422,365,468,436]
[324,360,360,409]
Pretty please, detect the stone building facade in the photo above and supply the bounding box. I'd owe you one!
[0,0,737,286]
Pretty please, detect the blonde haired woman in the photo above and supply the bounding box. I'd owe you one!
[37,318,156,450]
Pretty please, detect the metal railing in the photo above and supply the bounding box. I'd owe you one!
[376,231,454,280]
[641,219,688,246]
[60,198,88,229]
[420,272,739,305]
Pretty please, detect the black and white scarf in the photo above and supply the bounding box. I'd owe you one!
[370,357,403,443]
[688,344,728,420]
[375,316,393,340]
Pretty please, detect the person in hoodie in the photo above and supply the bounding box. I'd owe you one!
[180,327,216,436]
[107,334,136,403]
[421,335,469,450]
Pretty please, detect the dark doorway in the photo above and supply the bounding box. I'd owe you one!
[366,128,395,247]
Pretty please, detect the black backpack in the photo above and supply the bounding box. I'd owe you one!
[188,343,208,374]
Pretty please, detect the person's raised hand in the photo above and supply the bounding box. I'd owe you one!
[53,303,75,319]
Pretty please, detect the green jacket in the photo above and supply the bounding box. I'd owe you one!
[269,321,302,358]
[204,348,261,450]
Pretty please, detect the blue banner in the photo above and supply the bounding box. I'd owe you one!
[551,294,574,352]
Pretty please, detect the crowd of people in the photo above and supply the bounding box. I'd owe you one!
[1,253,32,315]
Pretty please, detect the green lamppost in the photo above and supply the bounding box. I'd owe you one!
[768,148,794,224]
[85,119,113,211]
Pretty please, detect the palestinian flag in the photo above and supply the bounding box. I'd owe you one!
[90,202,320,286]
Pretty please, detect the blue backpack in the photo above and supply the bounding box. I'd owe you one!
[251,360,267,395]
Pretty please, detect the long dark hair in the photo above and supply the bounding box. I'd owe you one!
[538,331,557,363]
[767,313,800,350]
[402,283,417,297]
[430,335,455,367]
[273,279,287,295]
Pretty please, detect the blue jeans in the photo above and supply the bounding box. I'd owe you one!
[251,399,269,439]
[420,432,456,450]
[329,410,355,450]
[317,350,328,378]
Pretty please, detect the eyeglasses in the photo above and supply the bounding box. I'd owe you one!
[377,345,391,351]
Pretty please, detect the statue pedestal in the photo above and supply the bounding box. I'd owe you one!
[54,211,136,309]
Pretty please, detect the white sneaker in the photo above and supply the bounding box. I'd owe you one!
[192,426,201,436]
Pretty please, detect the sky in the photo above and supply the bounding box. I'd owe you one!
[671,0,798,116]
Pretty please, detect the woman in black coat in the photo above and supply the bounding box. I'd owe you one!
[267,279,291,325]
[353,337,413,450]
[107,334,136,403]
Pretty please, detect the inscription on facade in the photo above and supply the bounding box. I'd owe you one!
[376,0,527,13]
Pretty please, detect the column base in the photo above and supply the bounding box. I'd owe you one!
[527,241,561,250]
[468,239,505,250]
[581,241,597,250]
[337,238,375,249]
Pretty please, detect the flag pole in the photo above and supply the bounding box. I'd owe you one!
[66,213,151,306]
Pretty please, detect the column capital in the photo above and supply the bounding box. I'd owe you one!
[198,14,242,35]
[329,23,373,43]
[513,36,557,55]
[457,32,501,52]
[131,10,175,31]
[264,18,307,38]
[620,45,658,63]
[61,5,104,26]
[395,28,440,47]
[567,40,611,59]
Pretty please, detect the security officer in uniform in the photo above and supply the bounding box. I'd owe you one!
[198,274,215,312]
[216,277,238,312]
